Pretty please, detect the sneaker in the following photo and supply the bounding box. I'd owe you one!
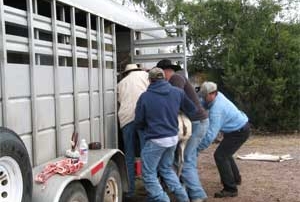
[214,190,238,198]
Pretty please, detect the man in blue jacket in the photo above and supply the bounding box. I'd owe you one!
[135,67,197,202]
[198,81,250,198]
[157,59,209,202]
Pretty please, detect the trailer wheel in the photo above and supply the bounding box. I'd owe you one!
[0,128,32,202]
[93,161,122,202]
[59,181,88,202]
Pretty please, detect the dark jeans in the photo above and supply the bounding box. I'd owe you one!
[122,122,145,197]
[214,123,250,192]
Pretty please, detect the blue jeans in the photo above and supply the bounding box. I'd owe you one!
[122,122,145,197]
[181,119,209,200]
[141,140,189,202]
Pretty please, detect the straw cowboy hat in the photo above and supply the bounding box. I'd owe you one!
[122,64,141,74]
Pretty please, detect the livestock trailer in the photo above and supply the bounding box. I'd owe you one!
[0,0,186,201]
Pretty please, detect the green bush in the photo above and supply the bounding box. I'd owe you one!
[185,0,300,132]
[222,23,300,131]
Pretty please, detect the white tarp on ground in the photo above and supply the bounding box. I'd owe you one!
[237,152,293,162]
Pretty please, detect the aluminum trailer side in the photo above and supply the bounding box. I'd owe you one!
[0,0,186,201]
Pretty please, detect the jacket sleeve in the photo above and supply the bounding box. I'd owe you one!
[197,108,222,151]
[134,95,146,130]
[180,92,198,119]
[169,74,186,89]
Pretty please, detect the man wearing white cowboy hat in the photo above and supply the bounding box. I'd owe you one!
[117,63,149,199]
[122,63,142,74]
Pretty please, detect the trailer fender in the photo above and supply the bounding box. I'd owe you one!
[32,149,128,202]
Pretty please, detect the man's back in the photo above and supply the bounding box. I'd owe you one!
[117,70,149,128]
[135,79,196,141]
[208,92,248,133]
[169,73,208,120]
[136,80,182,140]
[135,67,191,202]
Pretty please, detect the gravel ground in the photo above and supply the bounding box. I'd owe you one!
[128,133,300,202]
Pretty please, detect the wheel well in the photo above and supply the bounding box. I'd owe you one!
[111,152,129,193]
[0,127,23,143]
[80,151,128,201]
[81,179,94,202]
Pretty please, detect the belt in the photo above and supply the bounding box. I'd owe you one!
[234,122,250,133]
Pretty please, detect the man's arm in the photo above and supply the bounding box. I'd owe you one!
[180,92,198,119]
[169,74,186,89]
[197,111,222,151]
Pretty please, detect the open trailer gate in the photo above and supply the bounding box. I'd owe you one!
[130,25,187,74]
[0,0,187,201]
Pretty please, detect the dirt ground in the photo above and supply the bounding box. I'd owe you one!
[131,133,300,202]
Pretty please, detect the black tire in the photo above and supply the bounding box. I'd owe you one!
[0,127,32,202]
[92,161,122,202]
[59,181,89,202]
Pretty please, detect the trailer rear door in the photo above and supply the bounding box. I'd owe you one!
[130,26,187,75]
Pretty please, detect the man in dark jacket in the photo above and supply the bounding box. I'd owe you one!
[135,67,196,202]
[157,59,209,202]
